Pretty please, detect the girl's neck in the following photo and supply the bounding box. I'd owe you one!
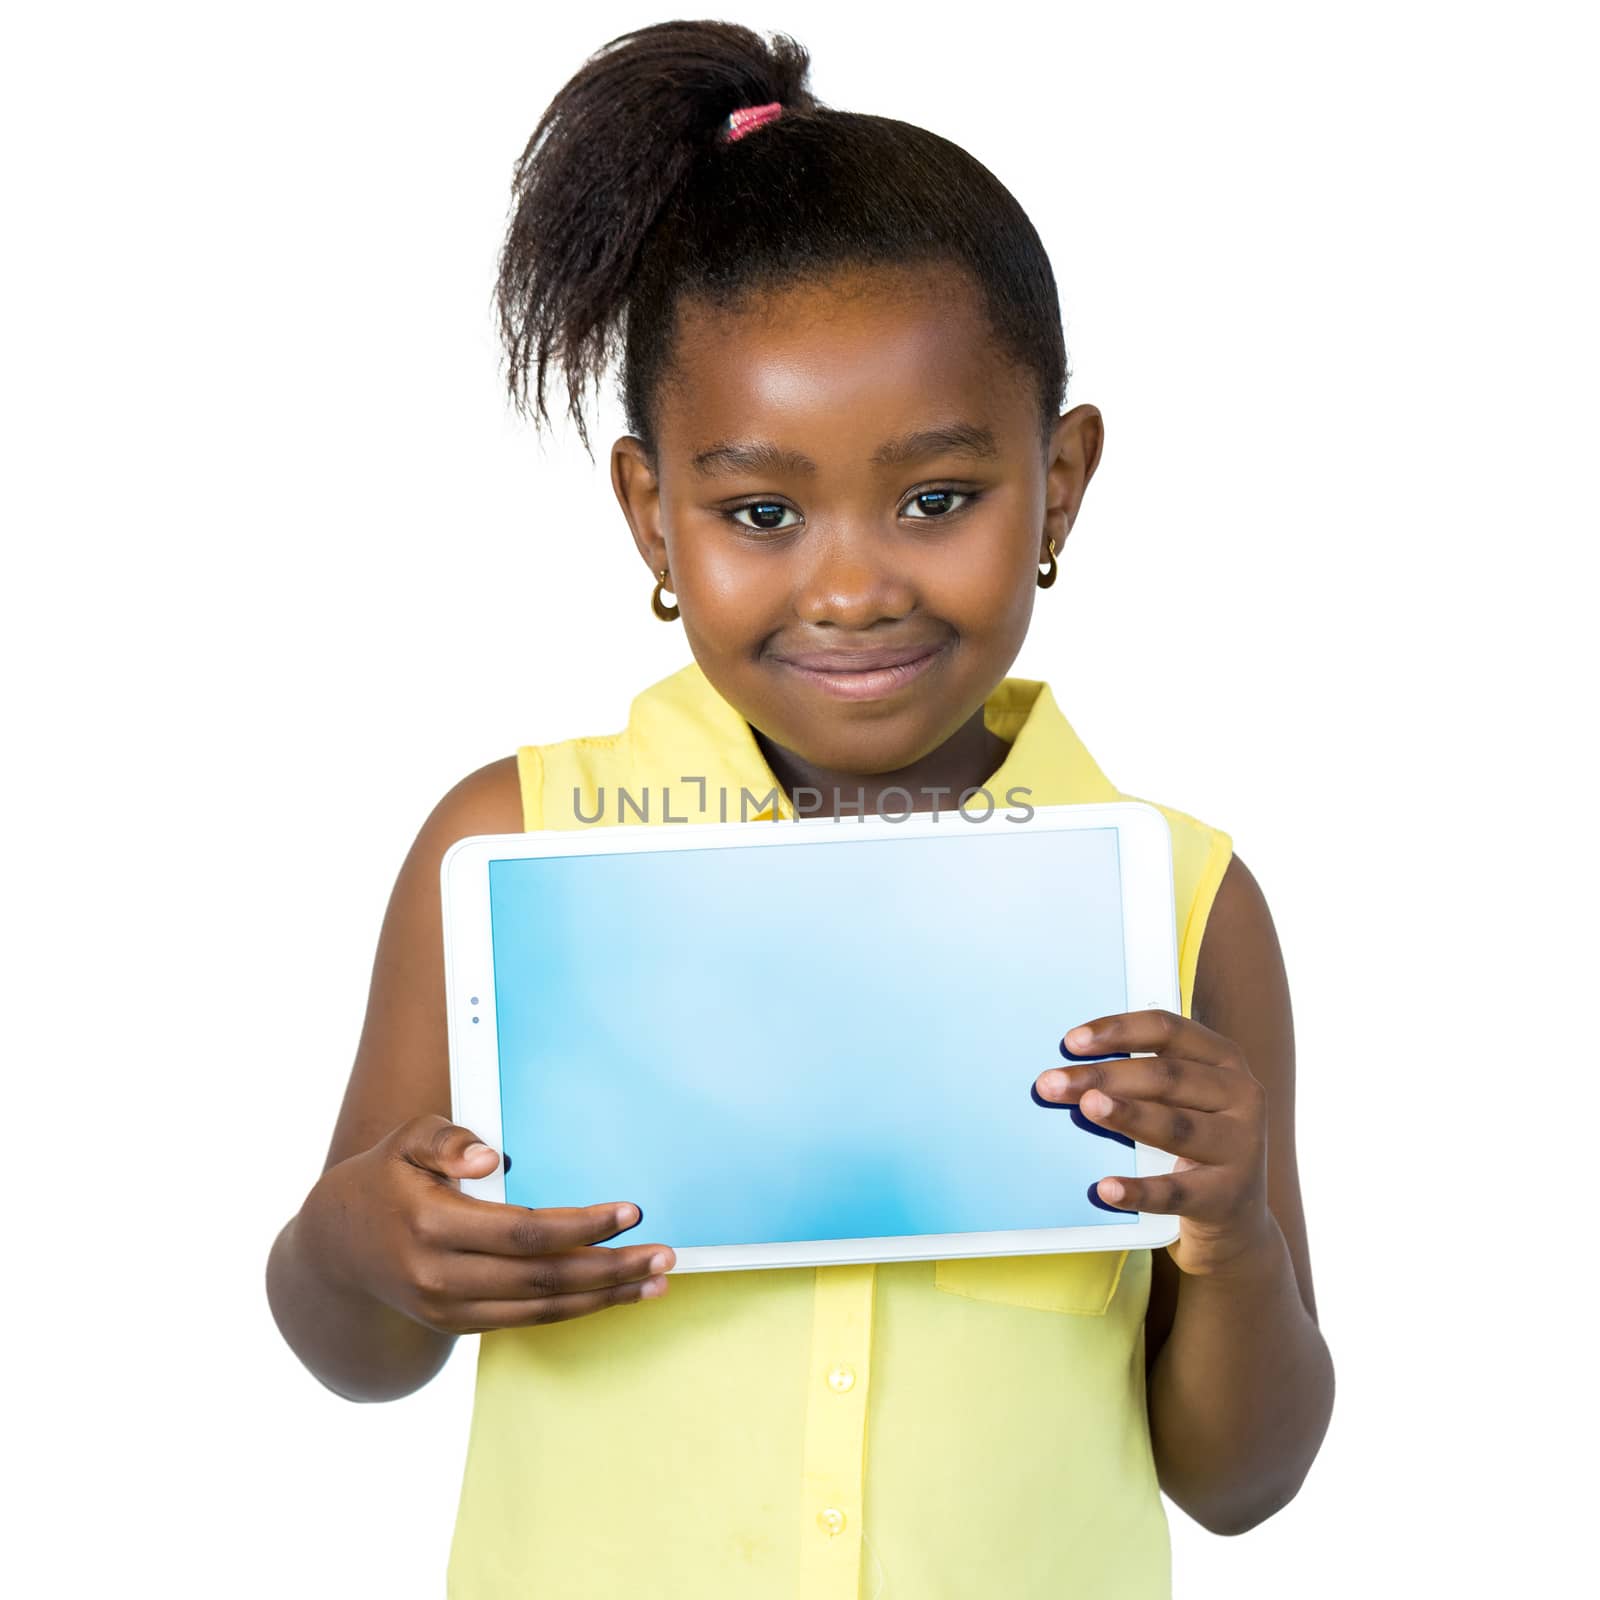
[753,705,1013,818]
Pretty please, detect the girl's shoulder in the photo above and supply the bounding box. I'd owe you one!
[419,753,525,835]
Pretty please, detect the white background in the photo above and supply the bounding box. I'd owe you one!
[5,2,1595,1594]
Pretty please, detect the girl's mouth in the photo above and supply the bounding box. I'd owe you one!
[770,640,950,702]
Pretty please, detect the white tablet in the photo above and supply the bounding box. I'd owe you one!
[441,801,1183,1273]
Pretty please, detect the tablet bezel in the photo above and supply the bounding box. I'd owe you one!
[441,801,1184,1269]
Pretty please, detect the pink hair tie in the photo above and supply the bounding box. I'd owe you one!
[724,101,783,143]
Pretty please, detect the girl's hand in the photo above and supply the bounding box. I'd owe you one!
[1035,1009,1277,1278]
[295,1114,676,1334]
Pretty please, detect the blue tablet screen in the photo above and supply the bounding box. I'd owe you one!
[488,824,1137,1245]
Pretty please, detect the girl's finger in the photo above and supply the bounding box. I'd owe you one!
[424,1242,674,1302]
[446,1276,670,1333]
[1075,1088,1241,1164]
[414,1193,645,1258]
[1062,1008,1241,1068]
[1037,1053,1234,1111]
[1095,1164,1233,1219]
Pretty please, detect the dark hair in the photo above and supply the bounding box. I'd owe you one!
[495,19,1069,464]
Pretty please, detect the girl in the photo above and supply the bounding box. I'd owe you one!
[266,20,1334,1598]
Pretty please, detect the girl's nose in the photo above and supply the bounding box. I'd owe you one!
[792,534,917,628]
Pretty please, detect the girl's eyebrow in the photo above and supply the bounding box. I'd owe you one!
[691,422,1000,478]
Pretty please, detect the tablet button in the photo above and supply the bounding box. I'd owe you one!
[817,1507,847,1537]
[827,1365,856,1393]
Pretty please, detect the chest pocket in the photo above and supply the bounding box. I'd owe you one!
[933,1249,1130,1315]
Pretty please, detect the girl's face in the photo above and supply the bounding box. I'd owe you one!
[613,263,1102,779]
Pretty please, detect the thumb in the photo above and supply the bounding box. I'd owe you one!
[395,1114,501,1180]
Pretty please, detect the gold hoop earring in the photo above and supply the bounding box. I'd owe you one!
[1036,537,1058,589]
[651,567,680,621]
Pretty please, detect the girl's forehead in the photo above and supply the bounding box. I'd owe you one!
[660,268,1032,455]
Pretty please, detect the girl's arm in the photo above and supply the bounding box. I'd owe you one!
[267,755,524,1395]
[1139,855,1335,1532]
[265,758,674,1402]
[265,758,524,1399]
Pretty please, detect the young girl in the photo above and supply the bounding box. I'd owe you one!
[266,20,1334,1598]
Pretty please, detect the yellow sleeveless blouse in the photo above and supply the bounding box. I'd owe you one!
[448,659,1233,1599]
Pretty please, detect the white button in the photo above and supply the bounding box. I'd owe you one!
[817,1507,847,1537]
[827,1365,855,1393]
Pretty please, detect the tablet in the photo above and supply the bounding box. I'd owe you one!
[441,801,1183,1273]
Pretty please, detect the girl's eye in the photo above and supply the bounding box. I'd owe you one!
[903,488,974,519]
[727,488,976,532]
[729,501,801,533]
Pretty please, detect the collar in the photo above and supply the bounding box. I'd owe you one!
[624,657,1120,821]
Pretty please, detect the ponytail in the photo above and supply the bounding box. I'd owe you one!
[496,20,1067,463]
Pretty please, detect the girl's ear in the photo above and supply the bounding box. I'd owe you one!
[1045,404,1105,550]
[1073,404,1106,484]
[611,434,668,576]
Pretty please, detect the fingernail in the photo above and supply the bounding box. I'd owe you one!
[616,1205,639,1227]
[1066,1026,1093,1051]
[1100,1178,1125,1203]
[1040,1070,1070,1097]
[649,1252,670,1273]
[1085,1090,1114,1117]
[640,1276,667,1298]
[465,1142,494,1162]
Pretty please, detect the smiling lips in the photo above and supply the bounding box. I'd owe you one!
[772,640,950,701]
